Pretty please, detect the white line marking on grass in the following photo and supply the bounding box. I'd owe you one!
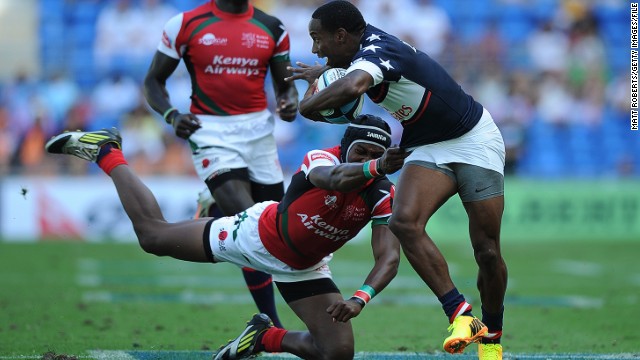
[88,350,137,360]
[78,351,640,360]
[553,259,602,276]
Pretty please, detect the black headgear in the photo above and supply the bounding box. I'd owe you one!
[340,114,392,162]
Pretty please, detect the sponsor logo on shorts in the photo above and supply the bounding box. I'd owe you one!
[218,228,228,251]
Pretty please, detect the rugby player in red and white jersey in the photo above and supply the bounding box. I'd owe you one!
[44,114,410,360]
[143,0,299,328]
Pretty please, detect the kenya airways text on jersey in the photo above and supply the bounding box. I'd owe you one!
[258,146,395,269]
[158,2,290,115]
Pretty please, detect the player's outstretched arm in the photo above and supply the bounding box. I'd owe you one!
[285,61,329,84]
[309,147,410,192]
[327,224,401,322]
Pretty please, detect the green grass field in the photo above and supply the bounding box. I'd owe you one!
[0,238,638,359]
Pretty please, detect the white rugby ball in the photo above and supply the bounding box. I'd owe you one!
[314,68,364,124]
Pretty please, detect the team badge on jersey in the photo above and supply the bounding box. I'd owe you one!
[324,195,338,210]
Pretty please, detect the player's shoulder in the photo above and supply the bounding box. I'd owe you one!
[304,147,340,164]
[180,2,215,27]
[184,2,213,18]
[361,24,406,52]
[252,6,286,36]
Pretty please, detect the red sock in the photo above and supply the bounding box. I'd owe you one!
[261,327,287,352]
[97,148,128,175]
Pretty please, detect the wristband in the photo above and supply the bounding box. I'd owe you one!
[163,107,178,124]
[351,284,376,306]
[350,296,366,308]
[362,159,383,179]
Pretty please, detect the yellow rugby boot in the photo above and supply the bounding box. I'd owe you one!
[443,316,488,354]
[478,343,503,360]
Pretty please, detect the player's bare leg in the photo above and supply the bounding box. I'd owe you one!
[389,164,487,353]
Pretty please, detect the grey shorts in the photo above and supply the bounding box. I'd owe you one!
[406,161,504,202]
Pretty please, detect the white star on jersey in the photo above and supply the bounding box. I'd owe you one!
[366,33,382,42]
[379,58,394,70]
[362,44,381,53]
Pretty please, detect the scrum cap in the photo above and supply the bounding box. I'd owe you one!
[340,114,392,162]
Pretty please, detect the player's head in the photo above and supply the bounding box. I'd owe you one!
[309,1,365,67]
[340,114,392,163]
[312,1,365,34]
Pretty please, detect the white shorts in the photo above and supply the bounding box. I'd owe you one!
[405,108,506,175]
[208,201,334,283]
[189,110,284,184]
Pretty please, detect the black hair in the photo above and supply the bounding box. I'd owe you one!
[340,114,392,162]
[311,0,366,34]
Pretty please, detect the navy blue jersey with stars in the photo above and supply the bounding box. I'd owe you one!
[347,24,483,149]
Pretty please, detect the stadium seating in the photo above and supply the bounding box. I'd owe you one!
[32,0,633,178]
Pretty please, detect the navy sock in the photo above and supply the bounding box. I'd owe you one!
[96,143,116,163]
[481,306,504,344]
[241,268,283,328]
[438,288,473,323]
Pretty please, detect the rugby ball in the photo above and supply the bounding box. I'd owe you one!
[314,68,364,124]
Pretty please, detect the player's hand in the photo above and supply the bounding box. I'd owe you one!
[285,61,328,85]
[171,112,201,139]
[378,147,411,175]
[276,96,298,122]
[326,298,363,323]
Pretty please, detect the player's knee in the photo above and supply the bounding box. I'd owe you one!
[474,245,501,269]
[134,225,164,255]
[389,213,423,239]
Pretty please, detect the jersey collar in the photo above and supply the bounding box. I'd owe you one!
[210,1,254,20]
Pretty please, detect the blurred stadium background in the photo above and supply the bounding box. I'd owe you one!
[0,0,637,241]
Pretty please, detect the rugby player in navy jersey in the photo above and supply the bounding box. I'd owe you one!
[143,0,300,329]
[286,1,507,359]
[45,114,410,360]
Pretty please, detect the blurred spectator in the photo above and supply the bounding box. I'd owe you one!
[38,71,80,130]
[474,20,506,69]
[120,99,166,175]
[606,71,631,113]
[0,0,634,177]
[566,11,606,92]
[155,133,196,176]
[527,20,570,75]
[17,115,48,175]
[94,0,145,76]
[398,0,451,61]
[138,0,177,55]
[500,72,535,174]
[1,71,42,137]
[535,72,574,126]
[90,71,140,127]
[0,103,15,175]
[270,0,322,61]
